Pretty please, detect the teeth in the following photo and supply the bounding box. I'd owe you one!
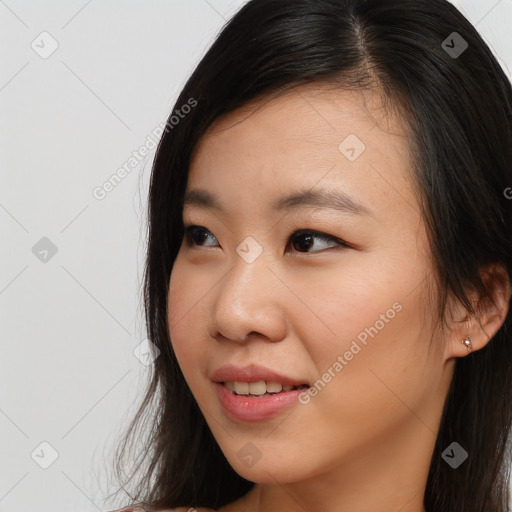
[233,381,249,394]
[225,380,304,396]
[248,381,266,395]
[266,381,283,393]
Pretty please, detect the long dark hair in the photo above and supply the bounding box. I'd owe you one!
[110,1,512,511]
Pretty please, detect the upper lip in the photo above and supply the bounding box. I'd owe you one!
[210,363,310,387]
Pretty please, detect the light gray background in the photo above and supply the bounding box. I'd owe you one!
[1,1,510,511]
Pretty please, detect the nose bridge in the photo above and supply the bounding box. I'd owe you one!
[210,243,287,342]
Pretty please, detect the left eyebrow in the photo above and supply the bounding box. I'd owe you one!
[183,187,375,218]
[270,188,375,218]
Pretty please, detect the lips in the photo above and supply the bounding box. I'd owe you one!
[214,381,309,421]
[210,363,310,387]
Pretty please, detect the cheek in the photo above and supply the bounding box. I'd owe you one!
[167,258,205,371]
[298,276,435,438]
[167,260,185,333]
[281,252,421,353]
[286,249,435,406]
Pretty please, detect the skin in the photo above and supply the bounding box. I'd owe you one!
[166,83,509,512]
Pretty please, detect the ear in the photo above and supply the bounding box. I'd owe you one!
[444,263,511,359]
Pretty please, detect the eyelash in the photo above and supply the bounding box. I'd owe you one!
[183,224,349,254]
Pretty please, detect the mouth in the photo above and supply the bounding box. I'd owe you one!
[214,380,311,421]
[221,380,310,397]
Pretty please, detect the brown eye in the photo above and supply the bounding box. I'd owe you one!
[184,225,219,247]
[289,230,346,253]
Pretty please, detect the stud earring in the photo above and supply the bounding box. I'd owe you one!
[461,317,473,353]
[462,335,473,352]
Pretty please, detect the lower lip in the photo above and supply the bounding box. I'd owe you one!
[214,382,307,422]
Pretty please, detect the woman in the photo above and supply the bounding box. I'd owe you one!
[109,1,512,511]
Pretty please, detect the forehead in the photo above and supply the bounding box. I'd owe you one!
[195,82,407,150]
[186,83,416,220]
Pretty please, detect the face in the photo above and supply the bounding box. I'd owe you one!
[167,83,453,487]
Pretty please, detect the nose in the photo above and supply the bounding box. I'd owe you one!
[209,253,288,344]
